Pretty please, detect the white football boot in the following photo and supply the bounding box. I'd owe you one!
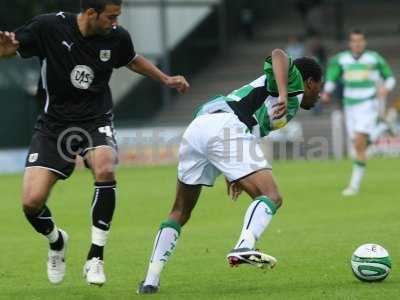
[227,248,277,269]
[342,186,359,196]
[47,229,69,284]
[83,257,106,286]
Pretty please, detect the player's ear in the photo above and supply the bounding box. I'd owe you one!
[305,77,313,89]
[86,8,98,19]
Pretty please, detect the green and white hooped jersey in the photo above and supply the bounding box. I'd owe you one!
[324,50,395,106]
[195,57,304,138]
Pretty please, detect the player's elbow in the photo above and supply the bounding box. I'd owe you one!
[271,48,288,59]
[385,77,396,91]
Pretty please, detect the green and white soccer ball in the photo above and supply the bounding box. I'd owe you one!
[351,243,392,282]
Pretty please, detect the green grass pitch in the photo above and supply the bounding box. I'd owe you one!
[0,158,399,300]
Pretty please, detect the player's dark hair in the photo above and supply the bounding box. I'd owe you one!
[80,0,122,13]
[349,28,365,37]
[294,57,323,82]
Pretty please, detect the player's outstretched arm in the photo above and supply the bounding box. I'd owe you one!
[0,31,20,58]
[127,55,189,93]
[322,55,341,104]
[271,48,289,119]
[377,55,396,101]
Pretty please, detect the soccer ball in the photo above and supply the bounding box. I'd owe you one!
[351,243,392,282]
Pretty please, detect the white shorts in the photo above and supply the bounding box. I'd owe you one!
[178,113,271,186]
[344,100,379,139]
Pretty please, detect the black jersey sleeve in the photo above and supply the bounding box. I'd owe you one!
[114,28,136,68]
[14,16,46,58]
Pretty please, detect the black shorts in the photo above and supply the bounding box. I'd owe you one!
[25,114,117,179]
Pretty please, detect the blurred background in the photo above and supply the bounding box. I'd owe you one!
[0,0,399,172]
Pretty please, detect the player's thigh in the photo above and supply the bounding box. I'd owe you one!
[82,121,118,181]
[169,180,202,225]
[178,117,222,187]
[344,106,356,140]
[209,115,271,184]
[26,130,75,179]
[237,169,282,207]
[85,146,117,181]
[352,101,379,136]
[177,147,220,187]
[22,167,59,211]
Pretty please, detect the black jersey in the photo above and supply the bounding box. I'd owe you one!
[15,12,136,123]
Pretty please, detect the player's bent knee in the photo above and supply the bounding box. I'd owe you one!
[169,210,191,227]
[268,193,283,208]
[257,187,283,208]
[94,167,115,182]
[22,198,45,215]
[22,190,47,205]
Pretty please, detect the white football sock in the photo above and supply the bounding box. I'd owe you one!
[92,226,109,247]
[349,161,366,190]
[46,226,60,244]
[234,196,277,250]
[144,220,181,286]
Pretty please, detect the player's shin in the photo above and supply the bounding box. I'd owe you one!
[349,160,366,191]
[143,220,181,287]
[25,205,64,250]
[234,196,278,250]
[87,181,116,260]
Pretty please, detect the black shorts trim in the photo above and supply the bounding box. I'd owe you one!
[177,178,212,187]
[229,167,273,184]
[25,166,68,179]
[81,145,117,157]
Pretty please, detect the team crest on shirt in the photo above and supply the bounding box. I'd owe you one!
[100,50,111,62]
[28,153,39,163]
[70,65,95,90]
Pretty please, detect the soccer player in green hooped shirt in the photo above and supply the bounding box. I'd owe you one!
[137,49,323,294]
[321,29,396,196]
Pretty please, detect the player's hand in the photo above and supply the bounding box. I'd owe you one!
[226,178,242,201]
[320,92,331,104]
[273,95,287,120]
[0,31,19,58]
[165,75,190,94]
[229,182,243,201]
[377,86,389,100]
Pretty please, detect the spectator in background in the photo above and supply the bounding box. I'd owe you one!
[285,35,305,59]
[295,0,323,36]
[309,34,327,68]
[308,34,327,114]
[240,7,255,40]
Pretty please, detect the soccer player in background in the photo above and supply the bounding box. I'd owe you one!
[321,29,396,196]
[0,0,189,286]
[138,50,323,294]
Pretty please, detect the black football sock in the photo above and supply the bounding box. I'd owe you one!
[25,205,64,251]
[87,181,116,260]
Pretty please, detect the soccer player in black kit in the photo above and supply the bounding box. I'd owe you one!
[0,0,189,286]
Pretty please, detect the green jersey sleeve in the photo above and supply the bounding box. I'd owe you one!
[254,95,301,137]
[325,55,342,82]
[376,53,394,79]
[263,56,304,96]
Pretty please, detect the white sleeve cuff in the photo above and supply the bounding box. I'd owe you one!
[384,77,396,91]
[323,81,336,93]
[126,54,139,66]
